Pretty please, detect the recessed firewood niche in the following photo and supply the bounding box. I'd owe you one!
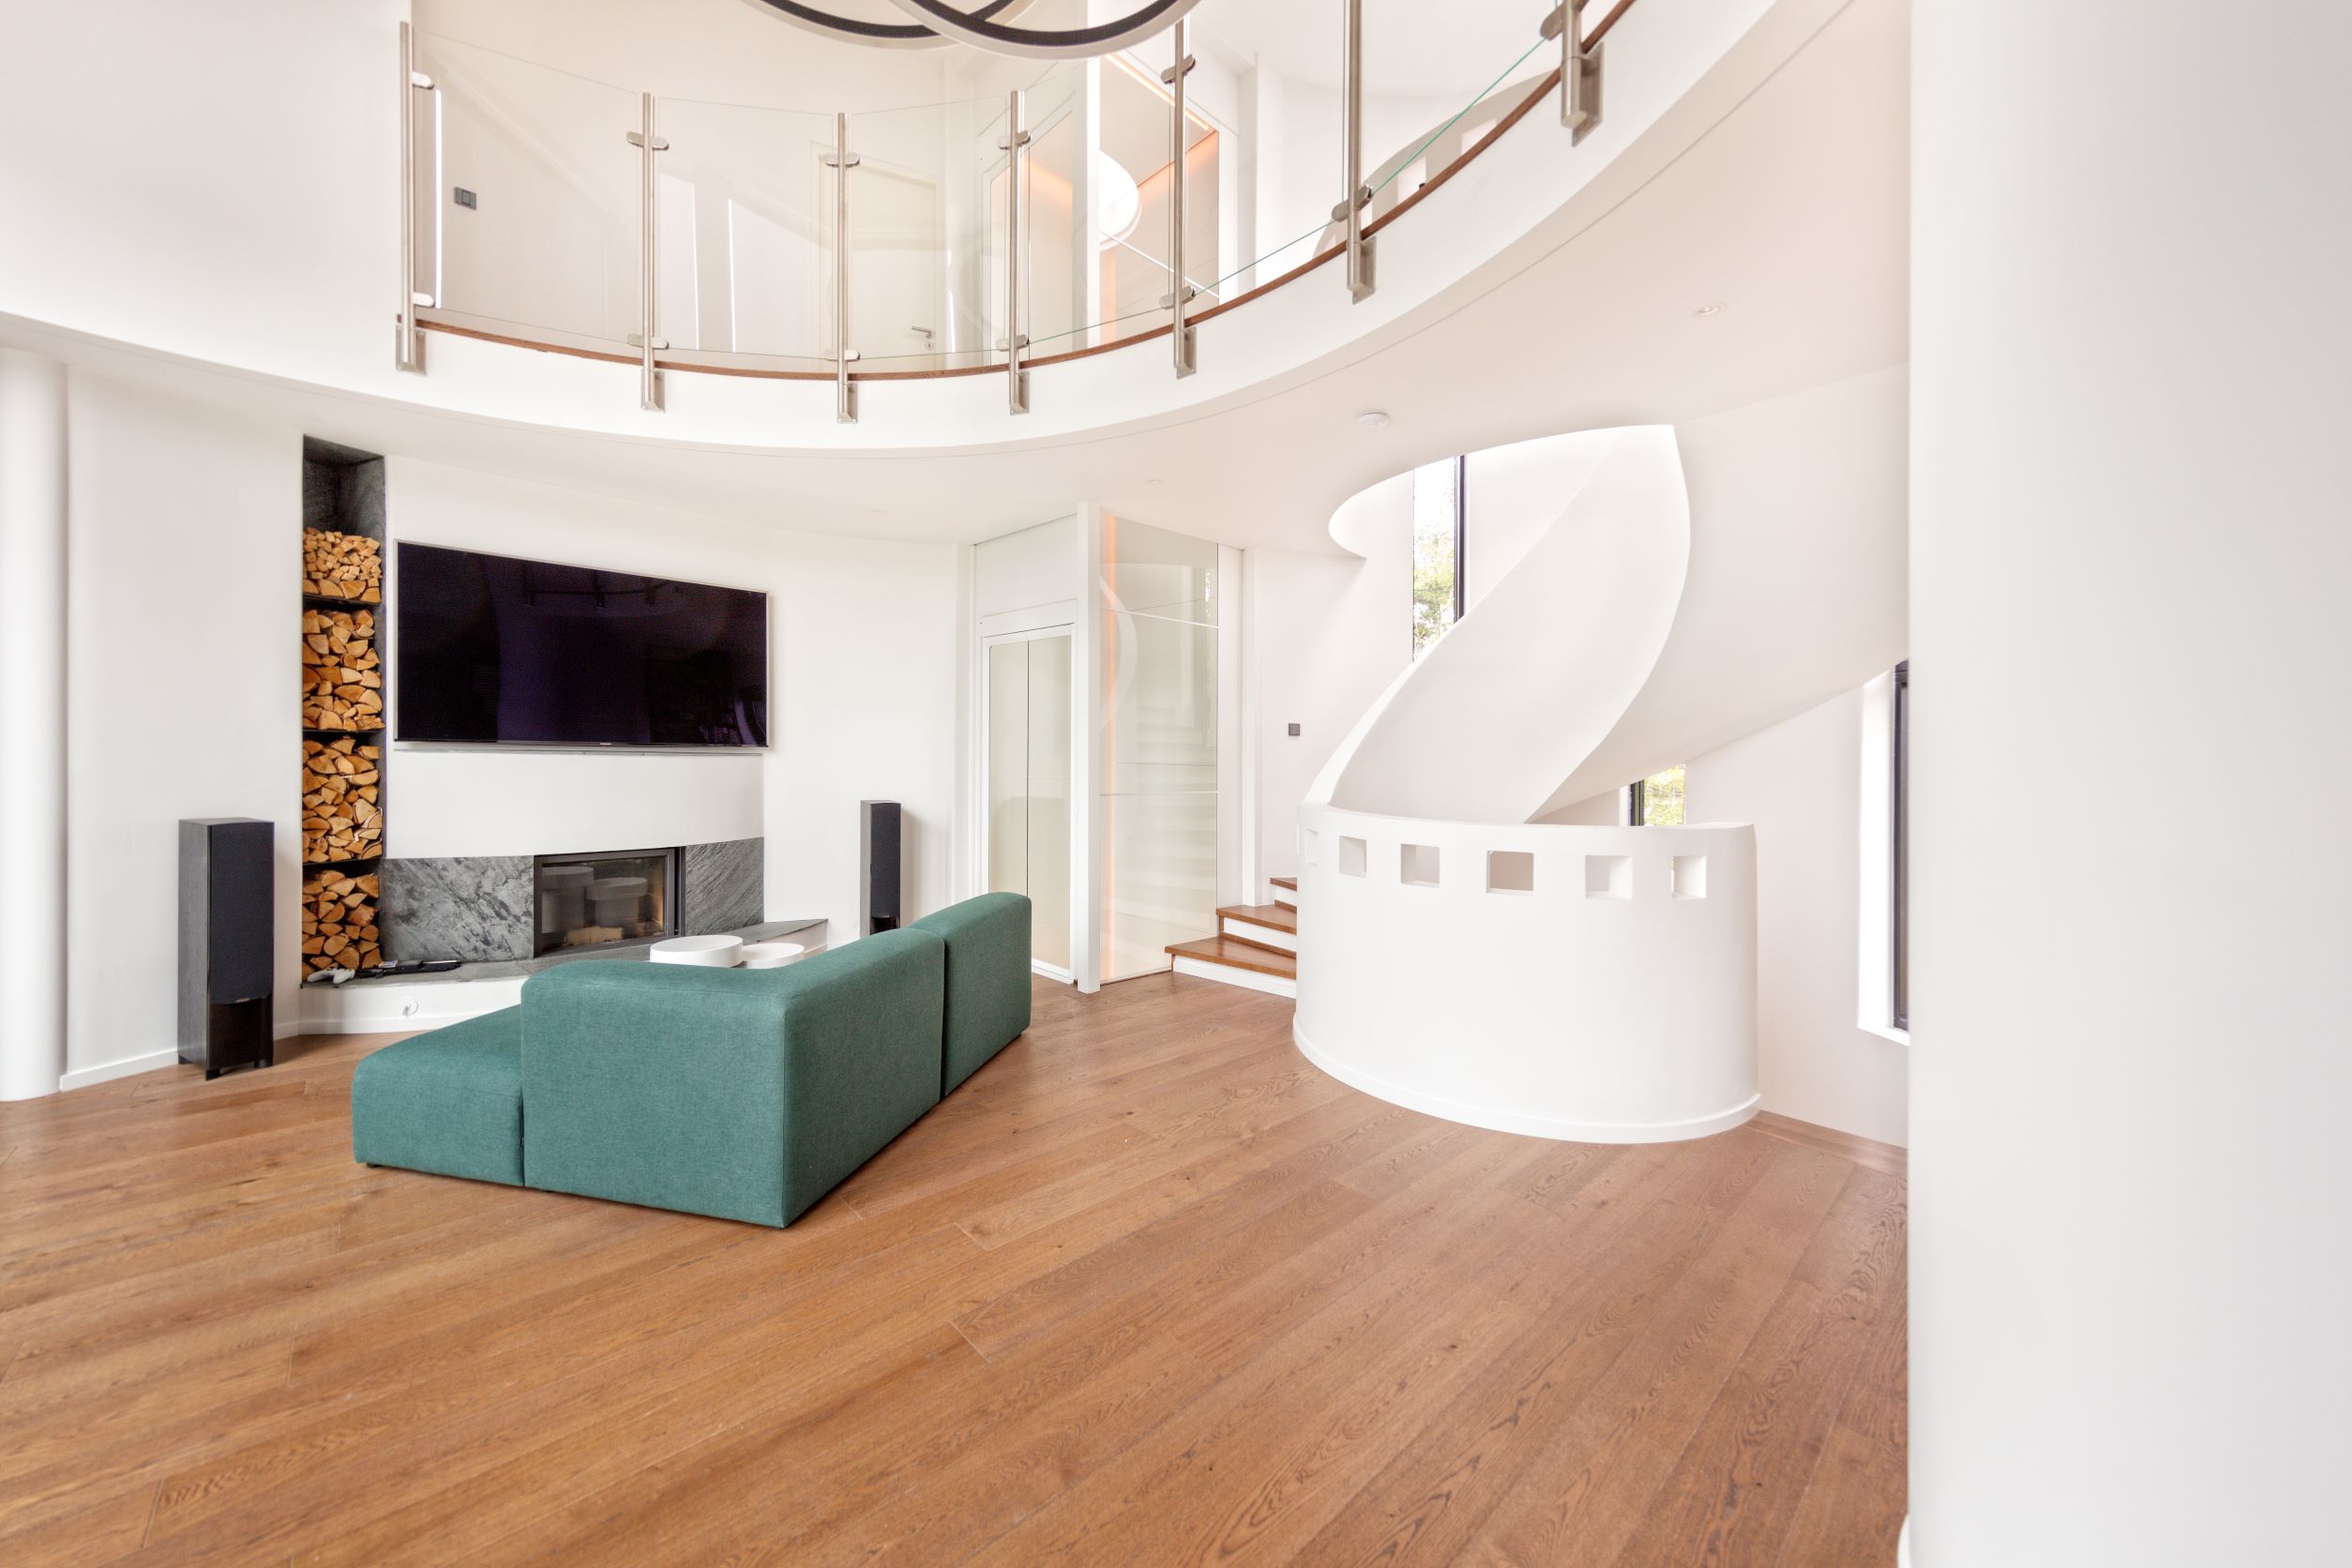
[298,439,388,977]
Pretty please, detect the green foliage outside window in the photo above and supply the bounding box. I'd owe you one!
[1639,764,1687,826]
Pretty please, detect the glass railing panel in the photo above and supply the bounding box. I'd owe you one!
[1360,20,1551,219]
[413,32,641,349]
[656,97,835,367]
[838,98,960,374]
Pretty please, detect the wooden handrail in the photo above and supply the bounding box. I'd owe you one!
[415,0,1640,388]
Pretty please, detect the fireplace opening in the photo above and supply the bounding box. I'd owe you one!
[535,848,679,956]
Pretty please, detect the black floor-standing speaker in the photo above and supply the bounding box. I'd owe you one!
[179,818,276,1079]
[861,800,901,935]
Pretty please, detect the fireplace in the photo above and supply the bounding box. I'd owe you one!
[535,848,679,956]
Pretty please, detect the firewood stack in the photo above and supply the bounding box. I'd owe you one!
[302,869,382,974]
[303,528,383,602]
[302,608,383,731]
[302,736,382,864]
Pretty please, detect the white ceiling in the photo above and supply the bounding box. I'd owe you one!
[8,0,1906,559]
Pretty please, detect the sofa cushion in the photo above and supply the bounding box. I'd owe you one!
[911,892,1033,1094]
[350,1005,525,1185]
[519,928,946,1227]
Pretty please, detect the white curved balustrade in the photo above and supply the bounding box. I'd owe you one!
[1292,805,1757,1143]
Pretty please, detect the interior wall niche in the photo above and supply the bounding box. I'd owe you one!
[299,437,389,976]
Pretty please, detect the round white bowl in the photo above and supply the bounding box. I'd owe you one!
[737,942,807,970]
[648,934,744,968]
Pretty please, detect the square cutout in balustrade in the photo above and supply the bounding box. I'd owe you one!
[1585,854,1633,900]
[1401,844,1440,887]
[1672,854,1708,899]
[1300,827,1319,867]
[1487,850,1536,895]
[1338,836,1367,878]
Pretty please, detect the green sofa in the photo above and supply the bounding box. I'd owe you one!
[350,895,1031,1227]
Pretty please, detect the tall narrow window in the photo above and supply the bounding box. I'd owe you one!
[1410,455,1465,658]
[1892,660,1910,1030]
[1631,764,1687,826]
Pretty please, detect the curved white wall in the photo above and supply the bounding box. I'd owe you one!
[1293,805,1756,1142]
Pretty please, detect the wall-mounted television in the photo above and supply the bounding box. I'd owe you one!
[394,542,768,748]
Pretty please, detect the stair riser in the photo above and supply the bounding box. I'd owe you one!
[1172,955,1298,999]
[1221,917,1297,953]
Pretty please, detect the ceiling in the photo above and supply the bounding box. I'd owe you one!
[7,0,1906,559]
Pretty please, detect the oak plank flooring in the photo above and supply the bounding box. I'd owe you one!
[0,973,1905,1563]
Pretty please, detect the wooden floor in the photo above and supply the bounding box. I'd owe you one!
[0,975,1906,1565]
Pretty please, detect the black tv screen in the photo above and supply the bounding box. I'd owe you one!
[394,542,768,747]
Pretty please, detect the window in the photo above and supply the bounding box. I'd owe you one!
[1629,764,1687,826]
[1892,660,1909,1030]
[1410,455,1465,658]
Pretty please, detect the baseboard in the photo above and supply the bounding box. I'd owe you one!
[59,1048,179,1093]
[1292,1023,1759,1144]
[1750,1109,1907,1178]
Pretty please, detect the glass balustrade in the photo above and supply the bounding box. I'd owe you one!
[401,2,1632,402]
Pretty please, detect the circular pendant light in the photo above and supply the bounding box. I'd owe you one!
[752,0,1208,58]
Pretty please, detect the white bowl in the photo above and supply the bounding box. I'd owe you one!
[737,942,807,970]
[649,934,744,968]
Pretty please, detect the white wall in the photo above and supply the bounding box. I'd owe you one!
[973,516,1079,622]
[1244,475,1410,886]
[62,373,302,1085]
[1537,366,1909,814]
[1910,4,2352,1561]
[385,460,962,943]
[38,390,962,1092]
[1463,430,1618,610]
[1684,688,1906,1147]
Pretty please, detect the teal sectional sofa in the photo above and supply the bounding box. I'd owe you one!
[350,894,1031,1227]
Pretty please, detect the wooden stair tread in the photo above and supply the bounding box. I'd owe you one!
[1269,876,1298,891]
[1166,935,1298,979]
[1218,902,1297,934]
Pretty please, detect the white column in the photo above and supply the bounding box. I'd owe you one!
[0,350,69,1100]
[1911,4,2352,1563]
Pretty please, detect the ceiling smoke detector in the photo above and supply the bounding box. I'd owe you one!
[1356,411,1391,430]
[1693,302,1725,318]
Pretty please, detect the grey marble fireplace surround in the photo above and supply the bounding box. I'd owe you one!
[381,837,763,964]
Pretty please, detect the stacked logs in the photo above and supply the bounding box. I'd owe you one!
[303,528,383,602]
[302,608,383,731]
[302,736,383,864]
[302,868,381,974]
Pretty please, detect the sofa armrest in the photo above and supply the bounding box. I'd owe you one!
[520,929,945,1226]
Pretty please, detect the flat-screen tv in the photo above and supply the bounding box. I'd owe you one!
[394,542,768,748]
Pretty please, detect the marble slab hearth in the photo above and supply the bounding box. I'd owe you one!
[381,856,533,964]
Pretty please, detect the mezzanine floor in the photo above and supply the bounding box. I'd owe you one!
[0,973,1905,1564]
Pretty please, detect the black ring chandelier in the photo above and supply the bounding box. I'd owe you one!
[754,0,1208,57]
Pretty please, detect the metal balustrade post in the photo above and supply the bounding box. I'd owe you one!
[625,93,671,411]
[1336,0,1376,302]
[1545,0,1605,143]
[998,89,1032,415]
[1162,20,1199,376]
[396,23,435,373]
[822,112,862,424]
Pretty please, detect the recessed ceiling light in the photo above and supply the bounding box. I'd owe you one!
[1142,476,1164,486]
[1693,302,1725,318]
[1356,411,1391,429]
